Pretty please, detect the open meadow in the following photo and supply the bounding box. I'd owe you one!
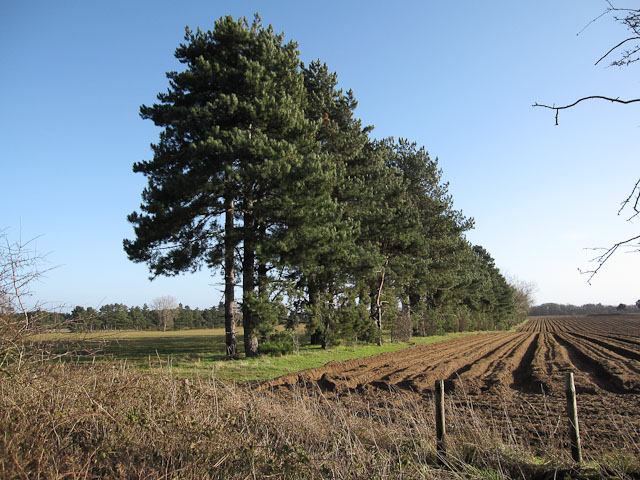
[47,327,476,381]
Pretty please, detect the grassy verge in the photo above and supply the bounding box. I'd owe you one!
[44,328,483,381]
[198,331,474,381]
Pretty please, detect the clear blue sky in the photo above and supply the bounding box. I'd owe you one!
[2,0,639,310]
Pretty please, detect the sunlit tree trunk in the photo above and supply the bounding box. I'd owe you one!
[243,208,259,357]
[224,190,238,357]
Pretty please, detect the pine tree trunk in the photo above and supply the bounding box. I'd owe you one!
[243,209,259,357]
[401,297,411,324]
[257,222,267,296]
[308,275,323,345]
[373,256,389,346]
[224,194,238,357]
[393,296,412,342]
[409,292,421,335]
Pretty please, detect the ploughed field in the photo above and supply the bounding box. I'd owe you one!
[262,315,640,454]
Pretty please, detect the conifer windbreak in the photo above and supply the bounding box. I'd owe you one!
[124,15,327,357]
[280,61,375,347]
[125,14,521,354]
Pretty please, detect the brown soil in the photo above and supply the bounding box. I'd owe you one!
[260,315,640,455]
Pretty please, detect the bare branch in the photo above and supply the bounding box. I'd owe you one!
[576,6,613,37]
[1,231,77,375]
[538,3,640,281]
[579,234,640,283]
[533,96,640,125]
[595,36,640,65]
[618,178,640,220]
[151,295,179,331]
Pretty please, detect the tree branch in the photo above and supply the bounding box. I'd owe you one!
[594,36,640,65]
[579,234,640,284]
[533,96,640,125]
[618,178,640,220]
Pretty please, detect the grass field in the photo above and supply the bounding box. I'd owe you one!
[49,327,479,381]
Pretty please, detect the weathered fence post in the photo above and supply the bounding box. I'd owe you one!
[434,379,446,464]
[565,372,582,463]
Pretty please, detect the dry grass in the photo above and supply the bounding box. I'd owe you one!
[2,362,637,480]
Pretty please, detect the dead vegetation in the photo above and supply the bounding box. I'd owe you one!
[1,362,639,479]
[1,235,638,479]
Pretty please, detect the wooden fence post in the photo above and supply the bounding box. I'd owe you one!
[565,372,582,463]
[435,379,446,463]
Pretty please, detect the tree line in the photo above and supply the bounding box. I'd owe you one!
[68,303,227,332]
[23,302,227,332]
[530,301,640,316]
[124,15,529,357]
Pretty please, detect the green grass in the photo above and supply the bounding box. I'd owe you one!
[201,331,473,381]
[52,327,481,381]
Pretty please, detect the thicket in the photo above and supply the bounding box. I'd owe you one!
[0,233,74,374]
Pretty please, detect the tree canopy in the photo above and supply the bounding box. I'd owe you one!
[125,14,521,356]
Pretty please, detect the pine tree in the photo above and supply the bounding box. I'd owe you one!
[279,61,374,347]
[385,139,473,332]
[124,15,320,357]
[350,139,410,344]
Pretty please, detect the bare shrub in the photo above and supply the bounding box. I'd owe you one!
[152,295,179,331]
[1,233,56,373]
[0,231,86,378]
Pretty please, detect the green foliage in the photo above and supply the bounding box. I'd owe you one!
[530,302,640,316]
[337,294,377,344]
[259,331,295,356]
[68,303,225,332]
[306,297,339,349]
[244,289,287,340]
[125,14,336,356]
[124,13,526,351]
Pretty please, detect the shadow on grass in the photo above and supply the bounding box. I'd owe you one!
[74,332,245,363]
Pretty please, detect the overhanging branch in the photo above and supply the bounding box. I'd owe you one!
[533,96,640,125]
[619,178,640,220]
[594,36,640,65]
[579,234,640,284]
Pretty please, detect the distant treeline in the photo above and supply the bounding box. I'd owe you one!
[529,302,640,316]
[29,300,635,332]
[27,293,530,337]
[28,304,227,332]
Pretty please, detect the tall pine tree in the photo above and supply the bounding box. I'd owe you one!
[124,15,321,357]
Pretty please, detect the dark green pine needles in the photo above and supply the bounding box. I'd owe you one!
[125,14,523,357]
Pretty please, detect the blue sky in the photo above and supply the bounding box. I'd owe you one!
[2,1,639,310]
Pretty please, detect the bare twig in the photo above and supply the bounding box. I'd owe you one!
[618,178,640,220]
[594,36,640,65]
[579,234,640,283]
[535,4,640,282]
[576,6,613,37]
[535,4,640,124]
